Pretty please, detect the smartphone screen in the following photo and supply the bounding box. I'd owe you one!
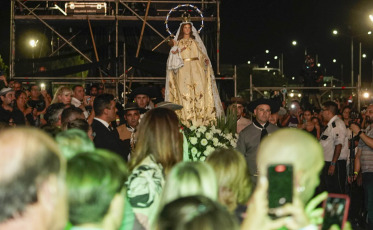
[321,194,350,230]
[268,164,293,210]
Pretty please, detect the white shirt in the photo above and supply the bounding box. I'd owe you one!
[320,115,347,161]
[72,97,89,118]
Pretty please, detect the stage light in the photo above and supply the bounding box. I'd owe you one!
[29,39,38,48]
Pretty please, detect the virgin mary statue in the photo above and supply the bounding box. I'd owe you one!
[165,16,224,127]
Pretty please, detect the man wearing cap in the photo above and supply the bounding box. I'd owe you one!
[117,103,144,157]
[0,87,16,124]
[131,86,154,110]
[236,98,280,185]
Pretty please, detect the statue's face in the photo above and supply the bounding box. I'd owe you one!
[183,24,191,36]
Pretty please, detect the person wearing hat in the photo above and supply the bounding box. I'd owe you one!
[131,86,154,110]
[0,87,16,124]
[116,102,146,160]
[236,98,280,186]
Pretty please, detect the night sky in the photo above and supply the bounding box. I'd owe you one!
[1,1,373,84]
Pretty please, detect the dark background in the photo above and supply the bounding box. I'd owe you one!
[1,1,373,84]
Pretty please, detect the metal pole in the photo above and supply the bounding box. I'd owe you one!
[371,59,373,88]
[10,0,15,79]
[250,74,253,101]
[234,65,237,97]
[116,0,119,78]
[351,37,354,87]
[216,0,220,75]
[136,0,151,57]
[49,31,80,57]
[119,1,165,40]
[331,78,334,101]
[281,53,284,77]
[17,0,93,63]
[123,43,127,104]
[358,42,361,111]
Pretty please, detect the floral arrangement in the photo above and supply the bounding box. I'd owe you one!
[182,108,238,161]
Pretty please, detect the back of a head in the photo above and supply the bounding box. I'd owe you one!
[322,101,338,115]
[0,128,64,223]
[157,195,239,230]
[206,148,251,211]
[63,118,90,133]
[132,108,183,172]
[61,106,84,124]
[66,149,129,226]
[257,129,324,202]
[55,129,95,159]
[45,102,65,125]
[161,162,218,207]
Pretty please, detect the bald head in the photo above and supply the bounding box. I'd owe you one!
[257,129,324,202]
[0,128,66,229]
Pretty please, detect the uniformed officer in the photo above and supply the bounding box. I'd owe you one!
[319,101,347,194]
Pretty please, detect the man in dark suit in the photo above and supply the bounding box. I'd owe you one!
[91,94,130,161]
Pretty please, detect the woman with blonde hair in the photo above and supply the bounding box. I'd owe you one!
[123,107,183,230]
[51,86,73,105]
[206,148,251,223]
[160,161,218,207]
[156,195,239,230]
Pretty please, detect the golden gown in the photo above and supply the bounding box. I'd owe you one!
[167,38,219,127]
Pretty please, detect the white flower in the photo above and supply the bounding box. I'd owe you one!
[215,129,222,134]
[235,133,239,138]
[201,138,208,146]
[191,147,198,155]
[198,126,207,133]
[199,155,206,161]
[190,137,198,145]
[213,138,219,146]
[190,125,196,131]
[230,140,237,148]
[226,133,233,140]
[205,132,213,140]
[205,145,215,156]
[196,132,201,138]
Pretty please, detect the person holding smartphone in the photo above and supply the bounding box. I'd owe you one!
[350,104,373,229]
[241,129,325,229]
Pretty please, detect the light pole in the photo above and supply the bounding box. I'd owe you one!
[332,30,371,87]
[29,39,38,73]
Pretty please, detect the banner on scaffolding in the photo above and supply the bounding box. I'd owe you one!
[65,2,107,15]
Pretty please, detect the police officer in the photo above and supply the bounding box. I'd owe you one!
[319,101,347,194]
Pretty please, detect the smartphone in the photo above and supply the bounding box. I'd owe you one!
[268,164,293,210]
[40,83,46,91]
[321,193,350,230]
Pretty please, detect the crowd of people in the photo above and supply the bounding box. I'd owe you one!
[0,21,371,229]
[1,73,372,230]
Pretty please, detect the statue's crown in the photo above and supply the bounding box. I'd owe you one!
[181,12,191,23]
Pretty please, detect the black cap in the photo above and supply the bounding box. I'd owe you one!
[248,98,280,113]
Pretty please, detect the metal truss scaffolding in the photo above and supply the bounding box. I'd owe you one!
[10,0,227,99]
